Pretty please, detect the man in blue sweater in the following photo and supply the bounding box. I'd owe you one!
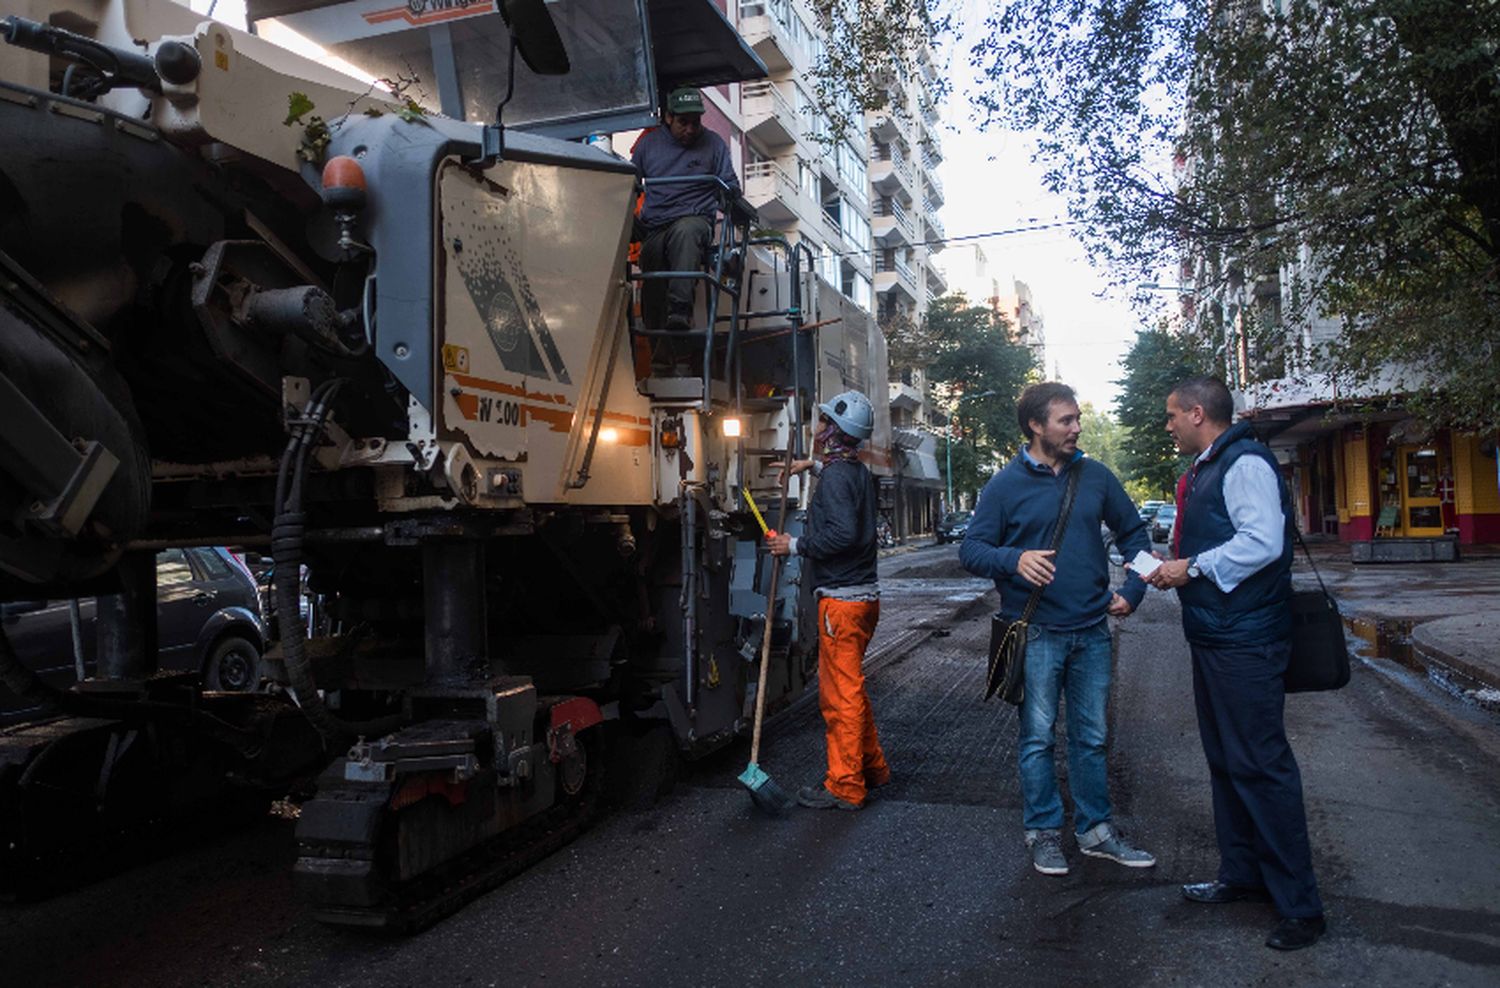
[631,86,740,333]
[1141,376,1325,951]
[960,382,1154,876]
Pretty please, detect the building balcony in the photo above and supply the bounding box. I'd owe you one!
[741,81,799,148]
[925,258,948,295]
[869,113,900,143]
[870,149,915,202]
[923,210,945,249]
[919,97,939,125]
[872,199,916,246]
[875,256,919,301]
[744,159,804,226]
[737,2,796,74]
[918,47,938,86]
[890,381,924,413]
[924,170,944,206]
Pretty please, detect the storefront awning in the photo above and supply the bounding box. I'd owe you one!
[902,447,944,484]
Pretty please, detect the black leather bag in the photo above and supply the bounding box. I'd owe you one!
[985,468,1081,705]
[986,613,1030,705]
[1284,528,1351,692]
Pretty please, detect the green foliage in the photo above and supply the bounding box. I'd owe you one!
[284,92,329,163]
[1078,402,1125,477]
[972,0,1500,428]
[807,1,951,147]
[1114,329,1211,494]
[284,92,316,126]
[899,294,1039,502]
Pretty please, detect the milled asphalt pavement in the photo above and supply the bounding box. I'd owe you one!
[5,542,1500,986]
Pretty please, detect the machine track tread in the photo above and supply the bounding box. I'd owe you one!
[309,750,605,933]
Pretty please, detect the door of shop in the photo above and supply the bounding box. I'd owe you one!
[1399,445,1446,537]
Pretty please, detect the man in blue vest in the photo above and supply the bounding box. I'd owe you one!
[1141,376,1325,951]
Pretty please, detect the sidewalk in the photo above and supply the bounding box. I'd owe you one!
[1294,539,1500,704]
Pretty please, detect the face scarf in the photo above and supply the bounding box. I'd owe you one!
[816,420,862,464]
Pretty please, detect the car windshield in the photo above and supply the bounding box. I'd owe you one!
[942,512,971,525]
[1156,507,1176,519]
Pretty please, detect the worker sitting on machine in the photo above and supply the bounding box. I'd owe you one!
[630,86,740,338]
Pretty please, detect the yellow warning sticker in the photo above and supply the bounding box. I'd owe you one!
[214,50,229,71]
[442,344,471,373]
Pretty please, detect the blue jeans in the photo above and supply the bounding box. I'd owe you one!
[1017,620,1113,833]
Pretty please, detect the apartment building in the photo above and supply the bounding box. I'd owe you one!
[731,0,950,538]
[1182,213,1500,548]
[942,243,1048,372]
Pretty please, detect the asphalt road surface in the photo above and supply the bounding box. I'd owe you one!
[4,545,1499,986]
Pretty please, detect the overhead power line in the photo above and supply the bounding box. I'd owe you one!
[827,219,1081,258]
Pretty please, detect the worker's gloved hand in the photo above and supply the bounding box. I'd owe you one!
[766,532,793,556]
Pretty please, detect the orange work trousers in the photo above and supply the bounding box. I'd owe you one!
[817,597,889,805]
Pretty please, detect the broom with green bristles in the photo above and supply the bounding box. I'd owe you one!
[737,446,797,815]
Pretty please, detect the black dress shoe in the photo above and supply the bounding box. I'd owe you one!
[1181,881,1272,904]
[1266,915,1326,950]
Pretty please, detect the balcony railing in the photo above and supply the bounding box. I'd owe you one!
[737,0,798,72]
[873,198,916,241]
[924,211,946,246]
[744,159,802,224]
[876,255,918,290]
[925,170,944,204]
[870,144,914,195]
[741,80,799,146]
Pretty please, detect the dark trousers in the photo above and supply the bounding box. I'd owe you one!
[1190,639,1323,919]
[637,214,712,329]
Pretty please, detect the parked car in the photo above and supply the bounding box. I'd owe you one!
[1,547,266,723]
[1150,505,1178,544]
[936,511,973,544]
[1139,500,1167,523]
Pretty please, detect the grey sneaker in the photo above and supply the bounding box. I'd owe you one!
[1078,823,1156,868]
[1026,829,1069,876]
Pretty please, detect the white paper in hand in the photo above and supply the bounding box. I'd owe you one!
[1128,550,1161,578]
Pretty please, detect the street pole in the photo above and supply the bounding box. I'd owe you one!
[945,422,953,511]
[943,390,994,514]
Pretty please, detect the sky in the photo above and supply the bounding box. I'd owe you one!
[931,3,1148,413]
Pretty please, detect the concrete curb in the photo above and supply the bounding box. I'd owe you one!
[1407,614,1500,698]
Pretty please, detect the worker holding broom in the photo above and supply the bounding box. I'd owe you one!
[767,390,888,811]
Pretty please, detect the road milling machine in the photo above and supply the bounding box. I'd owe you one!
[0,0,895,926]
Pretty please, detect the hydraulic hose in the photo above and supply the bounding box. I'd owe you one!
[270,380,401,748]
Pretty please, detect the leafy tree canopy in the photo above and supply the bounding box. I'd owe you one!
[892,293,1039,502]
[1114,328,1212,494]
[1078,401,1125,478]
[831,1,1500,427]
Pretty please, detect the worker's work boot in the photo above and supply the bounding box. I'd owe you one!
[797,784,862,811]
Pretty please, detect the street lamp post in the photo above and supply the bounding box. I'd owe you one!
[944,390,996,513]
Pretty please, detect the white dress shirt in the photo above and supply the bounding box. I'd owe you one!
[1192,453,1285,594]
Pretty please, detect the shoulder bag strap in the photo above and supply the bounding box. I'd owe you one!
[1290,519,1333,597]
[1019,464,1083,623]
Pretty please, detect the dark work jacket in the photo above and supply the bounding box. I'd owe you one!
[1175,421,1294,647]
[798,459,878,591]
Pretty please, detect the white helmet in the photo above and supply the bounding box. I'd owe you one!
[818,390,874,441]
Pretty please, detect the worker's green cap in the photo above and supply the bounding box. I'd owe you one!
[667,86,706,115]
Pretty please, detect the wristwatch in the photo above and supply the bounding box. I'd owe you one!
[1186,557,1201,579]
